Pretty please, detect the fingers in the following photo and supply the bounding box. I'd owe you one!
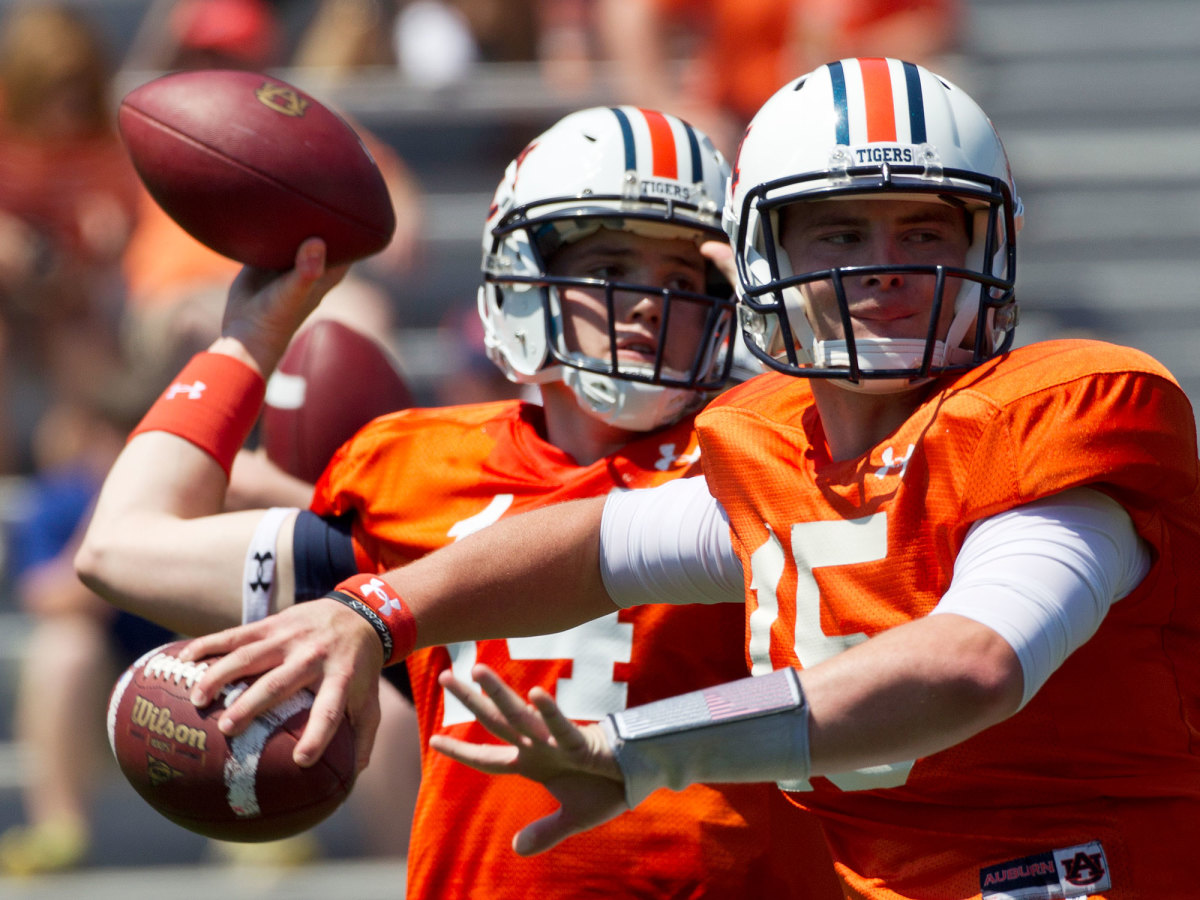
[205,646,314,736]
[292,672,353,768]
[181,624,277,706]
[172,599,386,778]
[528,688,590,754]
[701,239,737,287]
[472,665,553,743]
[513,810,581,857]
[436,668,524,745]
[511,779,629,856]
[428,733,520,775]
[180,621,262,666]
[347,682,381,775]
[221,239,347,374]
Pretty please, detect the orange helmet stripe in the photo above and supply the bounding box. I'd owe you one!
[859,57,898,143]
[640,108,679,180]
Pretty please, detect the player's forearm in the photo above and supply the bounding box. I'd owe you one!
[602,614,1023,806]
[394,496,617,649]
[800,613,1024,775]
[75,432,258,634]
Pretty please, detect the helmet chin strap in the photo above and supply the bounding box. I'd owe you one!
[563,369,701,432]
[813,338,945,395]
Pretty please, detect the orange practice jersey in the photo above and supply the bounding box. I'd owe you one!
[312,400,841,899]
[696,340,1200,900]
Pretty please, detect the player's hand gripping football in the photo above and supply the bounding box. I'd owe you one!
[217,237,348,376]
[180,597,385,773]
[430,664,629,856]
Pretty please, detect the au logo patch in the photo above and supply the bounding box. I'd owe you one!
[255,83,309,117]
[980,841,1112,899]
[145,753,184,787]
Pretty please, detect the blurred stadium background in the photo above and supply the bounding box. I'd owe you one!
[0,0,1197,895]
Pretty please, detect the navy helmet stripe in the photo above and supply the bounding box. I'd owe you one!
[609,107,637,171]
[682,120,703,182]
[829,61,850,145]
[902,61,927,144]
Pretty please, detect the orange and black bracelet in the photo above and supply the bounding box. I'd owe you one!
[128,352,265,477]
[324,573,417,667]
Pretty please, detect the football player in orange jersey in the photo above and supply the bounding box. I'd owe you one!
[78,108,843,896]
[173,59,1200,899]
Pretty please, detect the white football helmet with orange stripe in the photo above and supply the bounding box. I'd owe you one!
[479,106,734,431]
[726,58,1023,388]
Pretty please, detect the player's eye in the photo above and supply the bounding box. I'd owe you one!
[662,271,702,293]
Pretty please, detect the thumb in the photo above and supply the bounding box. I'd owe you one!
[512,810,579,857]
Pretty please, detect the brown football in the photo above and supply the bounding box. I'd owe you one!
[107,640,356,842]
[261,319,415,483]
[118,68,395,269]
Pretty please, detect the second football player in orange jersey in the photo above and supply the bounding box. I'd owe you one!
[78,108,842,896]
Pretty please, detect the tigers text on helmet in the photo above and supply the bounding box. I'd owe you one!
[479,106,735,432]
[725,57,1024,389]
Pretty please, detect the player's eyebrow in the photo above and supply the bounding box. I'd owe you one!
[785,204,962,232]
[573,243,703,270]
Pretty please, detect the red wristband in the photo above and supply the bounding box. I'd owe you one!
[328,573,417,667]
[128,352,266,477]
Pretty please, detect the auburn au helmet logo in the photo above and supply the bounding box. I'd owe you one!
[255,83,309,117]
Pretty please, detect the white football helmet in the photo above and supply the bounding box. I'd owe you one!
[725,58,1023,388]
[479,106,734,431]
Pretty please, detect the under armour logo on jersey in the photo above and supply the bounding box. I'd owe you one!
[655,443,701,471]
[361,577,404,616]
[165,380,207,400]
[874,444,915,480]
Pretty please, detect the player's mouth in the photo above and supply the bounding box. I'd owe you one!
[615,337,660,364]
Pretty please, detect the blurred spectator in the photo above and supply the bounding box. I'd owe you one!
[593,0,963,156]
[123,0,285,71]
[387,0,539,87]
[430,303,524,406]
[292,0,400,75]
[0,8,158,866]
[0,3,142,473]
[0,375,175,876]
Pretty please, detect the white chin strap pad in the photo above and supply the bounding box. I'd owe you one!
[812,337,947,371]
[565,369,699,433]
[602,668,810,807]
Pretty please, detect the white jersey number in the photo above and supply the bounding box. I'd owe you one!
[748,513,914,792]
[440,496,636,726]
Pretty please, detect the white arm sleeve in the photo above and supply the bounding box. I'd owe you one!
[932,487,1151,708]
[598,485,1150,806]
[599,477,743,609]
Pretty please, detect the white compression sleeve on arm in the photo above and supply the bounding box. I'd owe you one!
[602,668,810,807]
[599,477,744,609]
[932,487,1150,708]
[242,507,298,623]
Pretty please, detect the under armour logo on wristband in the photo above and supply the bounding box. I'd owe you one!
[165,380,207,400]
[361,577,404,616]
[330,573,417,666]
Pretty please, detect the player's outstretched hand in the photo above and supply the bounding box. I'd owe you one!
[179,597,385,772]
[430,664,628,856]
[219,237,349,376]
